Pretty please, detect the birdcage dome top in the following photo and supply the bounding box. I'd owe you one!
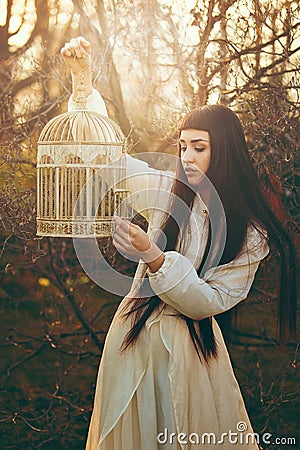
[38,109,125,146]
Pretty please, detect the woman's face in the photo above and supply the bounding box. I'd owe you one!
[179,129,211,186]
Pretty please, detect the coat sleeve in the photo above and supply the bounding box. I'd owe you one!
[68,88,108,116]
[148,226,269,320]
[125,156,174,220]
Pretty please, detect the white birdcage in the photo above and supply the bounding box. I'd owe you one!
[36,85,130,238]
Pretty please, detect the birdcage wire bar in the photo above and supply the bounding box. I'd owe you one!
[37,108,130,238]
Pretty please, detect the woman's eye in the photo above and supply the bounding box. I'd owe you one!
[180,145,206,152]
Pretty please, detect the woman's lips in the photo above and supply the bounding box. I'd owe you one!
[184,167,198,174]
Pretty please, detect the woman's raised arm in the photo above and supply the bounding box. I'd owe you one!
[61,37,173,221]
[61,36,107,115]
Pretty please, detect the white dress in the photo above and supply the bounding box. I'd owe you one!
[69,91,270,450]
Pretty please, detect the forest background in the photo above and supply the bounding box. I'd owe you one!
[0,0,299,448]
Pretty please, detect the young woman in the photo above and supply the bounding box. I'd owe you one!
[61,37,296,450]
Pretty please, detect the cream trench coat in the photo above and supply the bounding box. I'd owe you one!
[69,91,269,450]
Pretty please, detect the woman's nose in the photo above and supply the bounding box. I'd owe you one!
[182,147,194,162]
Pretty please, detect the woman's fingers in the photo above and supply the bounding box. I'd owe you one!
[70,37,86,58]
[113,218,132,252]
[60,36,91,73]
[113,219,163,265]
[61,44,71,57]
[61,36,91,58]
[113,217,152,258]
[113,224,135,258]
[114,218,140,242]
[60,43,71,57]
[79,36,91,49]
[114,217,129,238]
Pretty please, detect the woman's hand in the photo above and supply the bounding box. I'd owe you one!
[61,36,93,99]
[113,217,165,273]
[61,36,91,74]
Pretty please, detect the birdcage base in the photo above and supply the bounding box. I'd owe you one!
[36,219,114,238]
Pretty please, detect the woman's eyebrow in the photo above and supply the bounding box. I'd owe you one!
[179,138,210,143]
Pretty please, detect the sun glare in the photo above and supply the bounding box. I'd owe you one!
[0,0,7,26]
[2,0,36,51]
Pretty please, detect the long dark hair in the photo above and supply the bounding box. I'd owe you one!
[121,105,297,362]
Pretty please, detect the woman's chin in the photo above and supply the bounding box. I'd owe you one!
[185,173,204,186]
